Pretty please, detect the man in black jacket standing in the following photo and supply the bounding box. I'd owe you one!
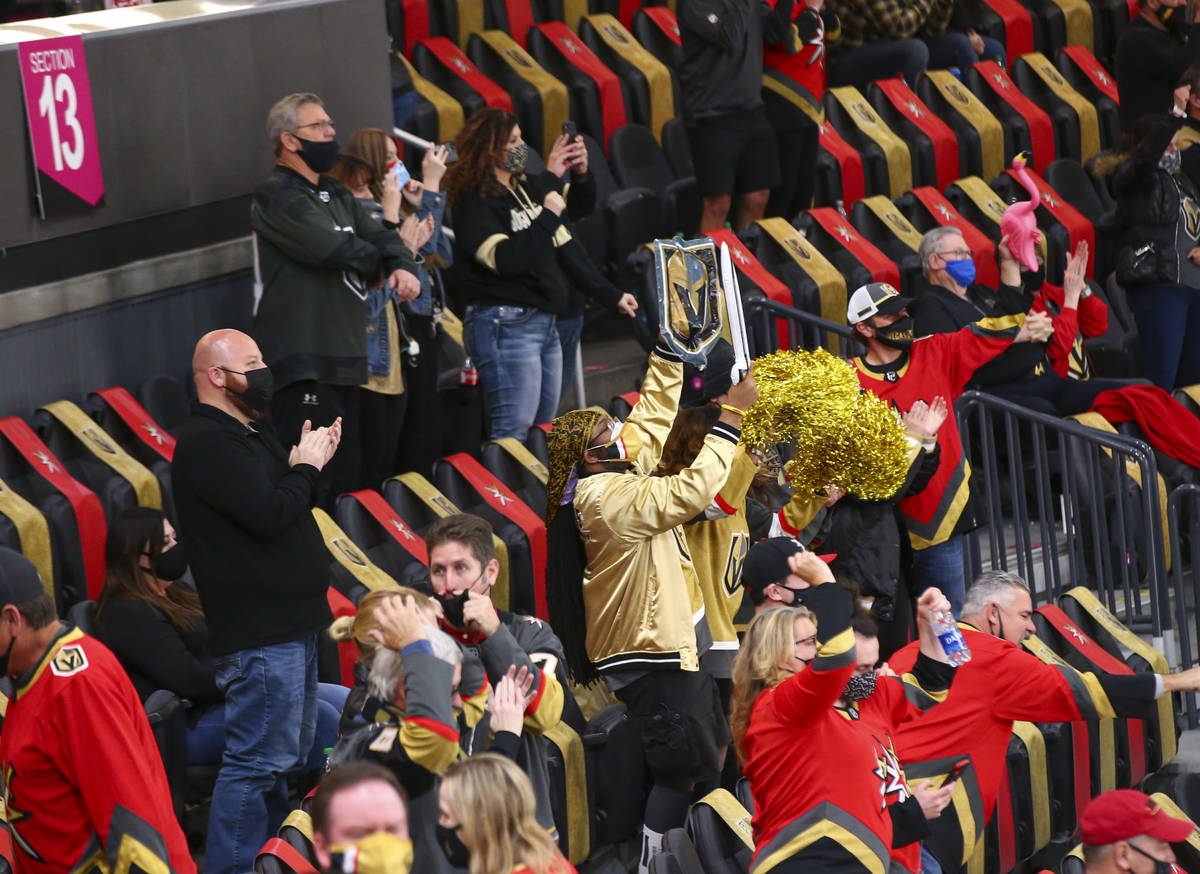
[172,328,341,874]
[252,92,419,503]
[679,0,793,231]
[1116,0,1200,131]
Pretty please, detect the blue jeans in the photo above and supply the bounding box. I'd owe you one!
[920,845,944,874]
[923,32,1006,70]
[187,682,348,771]
[1126,282,1200,390]
[204,637,319,874]
[557,313,585,404]
[829,39,929,88]
[911,534,966,617]
[464,304,563,439]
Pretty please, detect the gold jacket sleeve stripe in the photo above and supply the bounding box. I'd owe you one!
[814,627,855,671]
[475,233,510,272]
[402,718,463,774]
[522,670,566,734]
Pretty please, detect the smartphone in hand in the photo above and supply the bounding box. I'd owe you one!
[439,142,459,164]
[562,120,578,140]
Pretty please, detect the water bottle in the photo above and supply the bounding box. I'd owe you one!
[932,610,971,666]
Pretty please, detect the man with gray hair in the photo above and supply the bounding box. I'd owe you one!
[887,570,1200,872]
[251,92,420,506]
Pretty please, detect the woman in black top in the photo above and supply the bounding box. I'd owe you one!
[1099,113,1200,390]
[95,507,348,768]
[445,108,635,440]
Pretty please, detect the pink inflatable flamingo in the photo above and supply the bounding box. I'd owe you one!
[1000,151,1042,272]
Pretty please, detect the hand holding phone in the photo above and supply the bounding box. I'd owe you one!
[941,758,970,787]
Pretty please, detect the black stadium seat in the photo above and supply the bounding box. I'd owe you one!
[134,373,190,437]
[579,132,661,269]
[1042,157,1117,278]
[412,37,509,121]
[582,703,645,846]
[466,30,569,155]
[433,453,544,617]
[1010,52,1100,164]
[333,491,432,592]
[608,123,699,238]
[660,117,693,179]
[650,829,706,874]
[526,23,628,150]
[33,402,159,526]
[480,438,549,511]
[1055,47,1120,151]
[86,387,178,525]
[579,14,680,139]
[687,790,753,874]
[0,417,104,609]
[631,5,682,71]
[821,88,895,200]
[848,196,925,293]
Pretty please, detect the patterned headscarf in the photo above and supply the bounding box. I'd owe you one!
[545,407,606,524]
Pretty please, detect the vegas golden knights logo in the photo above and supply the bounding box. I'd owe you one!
[1183,195,1200,239]
[653,238,724,366]
[722,533,749,597]
[51,643,88,677]
[332,538,368,568]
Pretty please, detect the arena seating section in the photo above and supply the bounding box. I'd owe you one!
[6,0,1200,872]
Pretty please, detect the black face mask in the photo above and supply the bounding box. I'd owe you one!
[145,544,188,582]
[435,823,471,869]
[220,366,274,420]
[1127,842,1173,874]
[295,136,340,174]
[1020,265,1046,293]
[0,632,14,677]
[437,590,469,628]
[876,316,915,350]
[842,671,878,702]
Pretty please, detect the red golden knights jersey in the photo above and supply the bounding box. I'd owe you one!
[854,323,1017,550]
[889,624,1159,869]
[744,653,921,873]
[0,625,195,874]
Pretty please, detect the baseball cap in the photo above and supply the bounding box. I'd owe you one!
[742,537,835,591]
[1081,790,1195,846]
[846,282,914,325]
[680,339,735,408]
[0,548,47,606]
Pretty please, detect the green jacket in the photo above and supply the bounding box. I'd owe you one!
[251,166,417,388]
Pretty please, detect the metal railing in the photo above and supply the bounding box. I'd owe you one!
[745,296,864,358]
[1168,483,1200,724]
[956,391,1172,654]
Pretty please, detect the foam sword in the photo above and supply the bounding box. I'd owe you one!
[719,241,751,385]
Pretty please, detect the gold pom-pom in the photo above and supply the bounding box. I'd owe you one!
[742,349,910,501]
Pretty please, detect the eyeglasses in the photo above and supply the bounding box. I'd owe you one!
[294,120,335,133]
[938,248,974,259]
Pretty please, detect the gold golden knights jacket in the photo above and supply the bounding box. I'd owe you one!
[687,444,760,678]
[575,351,738,674]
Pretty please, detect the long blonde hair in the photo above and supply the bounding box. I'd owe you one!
[328,586,436,664]
[440,754,568,874]
[729,606,816,763]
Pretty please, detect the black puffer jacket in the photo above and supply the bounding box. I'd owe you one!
[1110,116,1200,286]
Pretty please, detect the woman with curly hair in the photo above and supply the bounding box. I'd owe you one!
[436,753,575,874]
[444,108,636,439]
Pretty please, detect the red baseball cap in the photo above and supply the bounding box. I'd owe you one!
[1081,791,1195,846]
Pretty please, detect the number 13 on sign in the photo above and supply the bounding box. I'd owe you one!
[18,35,105,216]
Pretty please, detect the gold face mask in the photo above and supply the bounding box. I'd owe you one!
[328,833,413,874]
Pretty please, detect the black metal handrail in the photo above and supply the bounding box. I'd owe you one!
[956,391,1169,644]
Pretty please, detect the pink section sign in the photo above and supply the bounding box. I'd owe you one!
[18,35,105,209]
